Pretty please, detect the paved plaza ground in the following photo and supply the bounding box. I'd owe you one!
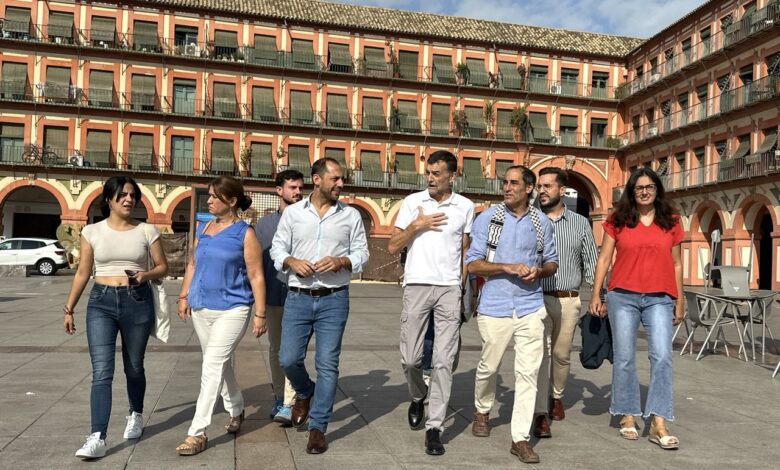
[0,273,779,469]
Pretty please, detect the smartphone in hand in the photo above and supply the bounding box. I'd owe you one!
[125,270,139,285]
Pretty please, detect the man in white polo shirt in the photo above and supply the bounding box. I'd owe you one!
[388,150,474,456]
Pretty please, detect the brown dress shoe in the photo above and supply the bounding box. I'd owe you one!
[306,429,328,454]
[511,440,540,464]
[292,395,312,428]
[550,398,565,421]
[532,414,551,438]
[471,412,491,437]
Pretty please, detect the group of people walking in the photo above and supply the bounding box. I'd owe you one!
[63,153,683,463]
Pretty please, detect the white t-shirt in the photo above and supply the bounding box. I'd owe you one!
[81,220,160,276]
[395,190,474,286]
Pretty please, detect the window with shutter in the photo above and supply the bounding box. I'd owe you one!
[495,160,513,178]
[732,135,751,159]
[212,82,237,118]
[496,108,513,139]
[130,74,156,111]
[529,112,551,142]
[291,39,316,70]
[591,71,609,98]
[466,58,488,87]
[210,139,235,174]
[4,7,31,37]
[172,78,196,115]
[43,126,68,160]
[48,12,74,43]
[561,68,579,96]
[362,47,387,76]
[90,16,116,46]
[559,115,578,145]
[398,50,418,79]
[127,133,154,170]
[85,130,112,167]
[249,142,273,177]
[324,148,347,169]
[462,157,485,190]
[290,91,314,124]
[328,43,353,73]
[361,97,385,130]
[590,117,608,147]
[252,87,277,122]
[214,30,238,59]
[464,106,484,138]
[326,94,350,128]
[432,55,455,84]
[1,62,29,99]
[360,150,383,183]
[132,21,159,51]
[430,103,450,136]
[396,100,419,133]
[287,145,311,172]
[757,128,777,154]
[88,70,114,107]
[170,136,194,174]
[0,123,25,163]
[529,65,548,93]
[253,35,278,65]
[499,62,522,90]
[45,66,72,103]
[394,152,418,186]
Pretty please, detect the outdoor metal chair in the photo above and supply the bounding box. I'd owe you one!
[680,291,747,361]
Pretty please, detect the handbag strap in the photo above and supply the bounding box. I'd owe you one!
[143,223,163,285]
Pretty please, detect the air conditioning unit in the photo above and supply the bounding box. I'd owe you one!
[549,84,561,94]
[184,44,200,57]
[647,126,659,137]
[550,135,561,144]
[69,153,83,167]
[650,73,661,83]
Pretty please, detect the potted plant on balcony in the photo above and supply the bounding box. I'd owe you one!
[452,109,468,136]
[456,62,470,85]
[510,105,528,141]
[605,136,621,148]
[482,101,495,139]
[239,146,251,176]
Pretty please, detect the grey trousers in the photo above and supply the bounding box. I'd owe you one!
[399,284,461,431]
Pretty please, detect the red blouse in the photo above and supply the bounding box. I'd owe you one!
[603,216,683,299]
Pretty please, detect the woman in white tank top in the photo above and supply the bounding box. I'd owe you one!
[63,176,168,460]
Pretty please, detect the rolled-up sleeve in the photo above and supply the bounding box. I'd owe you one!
[465,208,490,265]
[270,209,293,273]
[347,210,370,273]
[541,217,558,266]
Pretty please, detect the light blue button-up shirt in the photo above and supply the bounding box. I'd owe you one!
[270,196,369,289]
[465,204,558,318]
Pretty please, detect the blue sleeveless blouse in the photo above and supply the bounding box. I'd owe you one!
[188,220,254,310]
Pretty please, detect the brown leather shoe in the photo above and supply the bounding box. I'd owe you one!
[471,412,491,437]
[305,429,328,454]
[511,440,540,464]
[532,414,551,438]
[550,398,565,421]
[292,395,312,428]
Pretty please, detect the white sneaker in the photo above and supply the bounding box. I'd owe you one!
[75,432,106,459]
[123,411,143,439]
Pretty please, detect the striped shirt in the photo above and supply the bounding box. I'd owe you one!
[540,208,598,292]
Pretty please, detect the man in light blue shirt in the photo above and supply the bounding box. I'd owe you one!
[270,158,369,455]
[465,165,557,464]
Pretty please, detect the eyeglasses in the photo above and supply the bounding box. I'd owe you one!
[634,184,657,194]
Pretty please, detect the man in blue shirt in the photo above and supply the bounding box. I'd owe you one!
[465,165,558,465]
[255,169,304,425]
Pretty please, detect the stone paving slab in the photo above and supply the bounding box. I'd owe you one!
[0,274,778,469]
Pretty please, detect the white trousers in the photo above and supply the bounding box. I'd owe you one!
[474,306,546,442]
[188,305,250,436]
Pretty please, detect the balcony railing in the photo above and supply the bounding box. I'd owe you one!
[619,73,780,147]
[612,148,780,197]
[617,3,780,100]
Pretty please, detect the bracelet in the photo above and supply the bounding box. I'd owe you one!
[177,294,188,299]
[63,306,74,316]
[254,314,266,319]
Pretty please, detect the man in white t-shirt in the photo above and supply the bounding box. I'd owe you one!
[388,150,474,456]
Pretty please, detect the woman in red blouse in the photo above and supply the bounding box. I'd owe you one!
[589,167,684,450]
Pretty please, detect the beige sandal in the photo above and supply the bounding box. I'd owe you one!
[618,415,639,440]
[225,410,245,434]
[176,435,207,456]
[648,418,679,450]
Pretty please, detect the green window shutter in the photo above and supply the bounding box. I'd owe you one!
[326,94,349,127]
[132,21,158,50]
[91,16,115,42]
[252,87,276,121]
[213,82,236,117]
[462,157,485,189]
[328,43,352,66]
[48,11,74,39]
[1,62,28,98]
[0,123,24,137]
[253,35,278,63]
[127,133,154,169]
[430,103,450,135]
[529,112,549,128]
[89,70,113,90]
[85,130,112,167]
[529,112,550,142]
[394,152,417,185]
[210,139,234,173]
[495,160,513,178]
[291,39,315,68]
[131,74,155,93]
[466,58,488,86]
[499,62,522,89]
[290,90,313,123]
[433,55,455,83]
[46,66,71,100]
[757,129,777,153]
[397,100,417,118]
[529,65,548,77]
[559,115,578,129]
[363,46,386,72]
[324,147,346,168]
[249,142,273,176]
[733,136,751,159]
[130,74,155,110]
[43,126,68,152]
[464,106,484,137]
[5,7,30,33]
[496,108,513,139]
[396,100,419,133]
[287,145,311,172]
[361,97,385,130]
[360,150,382,181]
[213,82,235,101]
[214,30,236,47]
[398,50,418,79]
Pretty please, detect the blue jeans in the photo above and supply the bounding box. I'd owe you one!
[279,288,349,433]
[86,283,155,438]
[607,289,675,421]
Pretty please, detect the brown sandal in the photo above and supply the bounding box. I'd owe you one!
[225,410,245,434]
[176,435,207,456]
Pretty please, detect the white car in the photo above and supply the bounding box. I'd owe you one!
[0,238,69,275]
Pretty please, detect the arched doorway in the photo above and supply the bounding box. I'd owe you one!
[566,171,596,220]
[87,196,149,224]
[1,186,63,238]
[170,196,191,233]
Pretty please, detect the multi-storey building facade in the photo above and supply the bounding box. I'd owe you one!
[0,0,777,287]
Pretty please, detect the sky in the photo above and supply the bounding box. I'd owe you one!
[328,0,708,38]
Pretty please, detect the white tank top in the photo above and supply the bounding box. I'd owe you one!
[81,220,160,276]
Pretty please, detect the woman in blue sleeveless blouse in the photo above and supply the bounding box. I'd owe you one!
[175,176,267,455]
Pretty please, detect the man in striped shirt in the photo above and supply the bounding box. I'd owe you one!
[532,167,598,438]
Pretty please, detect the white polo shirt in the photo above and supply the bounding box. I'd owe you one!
[395,190,474,286]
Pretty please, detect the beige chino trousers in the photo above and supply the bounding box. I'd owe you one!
[535,296,582,413]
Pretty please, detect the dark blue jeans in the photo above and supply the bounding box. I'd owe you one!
[86,282,155,438]
[279,288,349,433]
